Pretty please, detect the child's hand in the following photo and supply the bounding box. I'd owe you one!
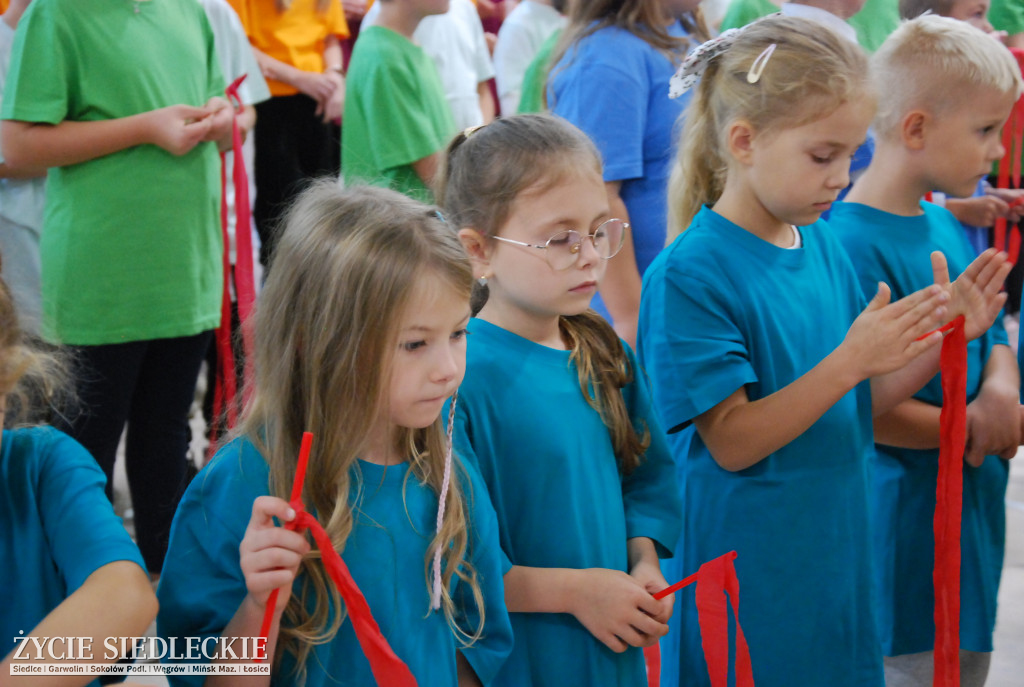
[568,568,670,653]
[987,188,1024,223]
[319,71,345,124]
[841,282,947,381]
[296,70,339,111]
[932,250,1010,341]
[628,558,674,624]
[965,383,1021,466]
[239,496,310,615]
[946,195,1010,228]
[201,96,235,148]
[146,104,213,156]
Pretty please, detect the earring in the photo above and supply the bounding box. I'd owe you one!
[477,275,489,287]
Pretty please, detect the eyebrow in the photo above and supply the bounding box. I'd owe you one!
[402,311,472,333]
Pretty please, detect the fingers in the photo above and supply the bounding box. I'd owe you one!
[931,252,951,291]
[892,287,947,337]
[249,495,298,530]
[865,282,893,312]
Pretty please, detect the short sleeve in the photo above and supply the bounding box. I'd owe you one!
[363,59,450,173]
[36,430,147,592]
[1,0,69,124]
[203,0,271,105]
[454,460,514,684]
[551,61,647,183]
[325,0,351,39]
[619,347,682,558]
[638,262,758,433]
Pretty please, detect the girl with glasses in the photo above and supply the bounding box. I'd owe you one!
[439,113,682,687]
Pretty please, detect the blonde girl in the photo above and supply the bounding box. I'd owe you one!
[636,15,1010,687]
[0,265,157,683]
[441,113,683,687]
[156,183,513,687]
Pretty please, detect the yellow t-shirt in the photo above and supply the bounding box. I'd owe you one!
[229,0,348,96]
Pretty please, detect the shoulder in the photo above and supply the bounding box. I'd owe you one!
[2,426,99,478]
[179,437,269,532]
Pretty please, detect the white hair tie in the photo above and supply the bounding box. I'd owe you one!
[669,28,744,98]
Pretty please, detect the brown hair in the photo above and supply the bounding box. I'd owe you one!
[899,0,955,20]
[237,182,484,677]
[668,14,873,238]
[437,114,651,475]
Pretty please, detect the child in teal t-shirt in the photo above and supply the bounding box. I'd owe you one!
[342,0,456,202]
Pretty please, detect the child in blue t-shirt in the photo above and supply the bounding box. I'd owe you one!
[0,267,156,683]
[636,15,1011,687]
[547,0,708,345]
[832,16,1023,687]
[156,183,512,687]
[439,113,683,687]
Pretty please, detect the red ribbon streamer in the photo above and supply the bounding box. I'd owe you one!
[257,433,418,687]
[993,49,1024,266]
[209,74,258,460]
[933,316,967,687]
[650,551,753,687]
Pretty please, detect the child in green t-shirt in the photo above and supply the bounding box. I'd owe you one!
[342,0,456,202]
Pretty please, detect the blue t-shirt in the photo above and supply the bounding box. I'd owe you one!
[637,207,883,687]
[831,200,1009,655]
[450,318,682,687]
[548,22,692,319]
[1,426,146,685]
[156,436,512,687]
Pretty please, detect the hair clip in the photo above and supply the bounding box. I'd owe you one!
[746,43,777,84]
[669,28,744,99]
[462,124,485,139]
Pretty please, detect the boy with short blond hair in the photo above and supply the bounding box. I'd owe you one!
[829,15,1023,687]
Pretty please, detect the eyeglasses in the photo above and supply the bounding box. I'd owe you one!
[490,219,628,271]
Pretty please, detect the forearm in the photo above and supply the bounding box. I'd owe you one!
[980,344,1020,397]
[870,345,941,416]
[0,160,47,179]
[873,399,941,449]
[477,81,496,124]
[323,35,344,73]
[2,561,157,687]
[412,152,441,191]
[237,105,257,140]
[2,117,155,170]
[252,46,306,90]
[203,595,278,687]
[696,349,862,471]
[503,565,577,614]
[626,537,659,572]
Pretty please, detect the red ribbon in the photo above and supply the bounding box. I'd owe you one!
[993,49,1024,266]
[257,433,418,686]
[209,74,258,460]
[933,315,967,687]
[650,551,753,687]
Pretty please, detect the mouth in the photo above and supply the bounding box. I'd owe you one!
[812,200,835,211]
[570,281,598,293]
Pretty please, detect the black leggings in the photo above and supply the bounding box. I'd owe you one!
[254,93,340,267]
[59,331,213,574]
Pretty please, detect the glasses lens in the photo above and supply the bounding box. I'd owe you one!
[545,230,582,270]
[595,219,626,259]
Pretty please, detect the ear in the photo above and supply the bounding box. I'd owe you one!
[457,227,491,277]
[901,110,929,151]
[725,119,757,165]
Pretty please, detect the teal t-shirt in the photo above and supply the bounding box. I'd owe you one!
[831,200,1009,656]
[342,26,456,203]
[157,436,512,687]
[1,0,224,345]
[719,0,779,30]
[638,207,884,687]
[517,28,561,114]
[2,426,147,687]
[849,0,900,52]
[450,318,682,687]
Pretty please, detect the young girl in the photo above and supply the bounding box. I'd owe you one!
[440,114,683,687]
[156,183,513,686]
[547,0,708,345]
[636,16,1011,687]
[0,265,157,683]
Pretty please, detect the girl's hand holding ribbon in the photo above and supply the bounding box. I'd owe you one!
[240,495,310,617]
[568,568,670,654]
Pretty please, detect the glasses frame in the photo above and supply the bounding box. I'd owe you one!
[489,219,629,270]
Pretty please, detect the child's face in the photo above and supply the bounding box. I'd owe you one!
[745,97,874,227]
[481,169,612,323]
[387,275,471,432]
[923,88,1014,198]
[947,0,993,33]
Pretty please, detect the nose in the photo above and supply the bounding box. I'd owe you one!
[432,344,462,384]
[827,161,851,191]
[575,234,601,266]
[991,138,1006,163]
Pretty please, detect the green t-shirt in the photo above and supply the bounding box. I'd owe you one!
[848,0,900,52]
[517,28,561,114]
[989,0,1024,34]
[1,0,225,346]
[719,0,779,30]
[342,26,455,203]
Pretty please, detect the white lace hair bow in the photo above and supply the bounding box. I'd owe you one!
[669,28,744,99]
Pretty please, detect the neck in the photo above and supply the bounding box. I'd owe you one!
[362,424,405,466]
[787,0,855,20]
[477,298,567,350]
[844,143,928,217]
[377,4,427,40]
[713,178,797,247]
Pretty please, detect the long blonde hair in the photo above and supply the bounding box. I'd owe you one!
[437,115,651,475]
[668,15,872,239]
[237,182,484,676]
